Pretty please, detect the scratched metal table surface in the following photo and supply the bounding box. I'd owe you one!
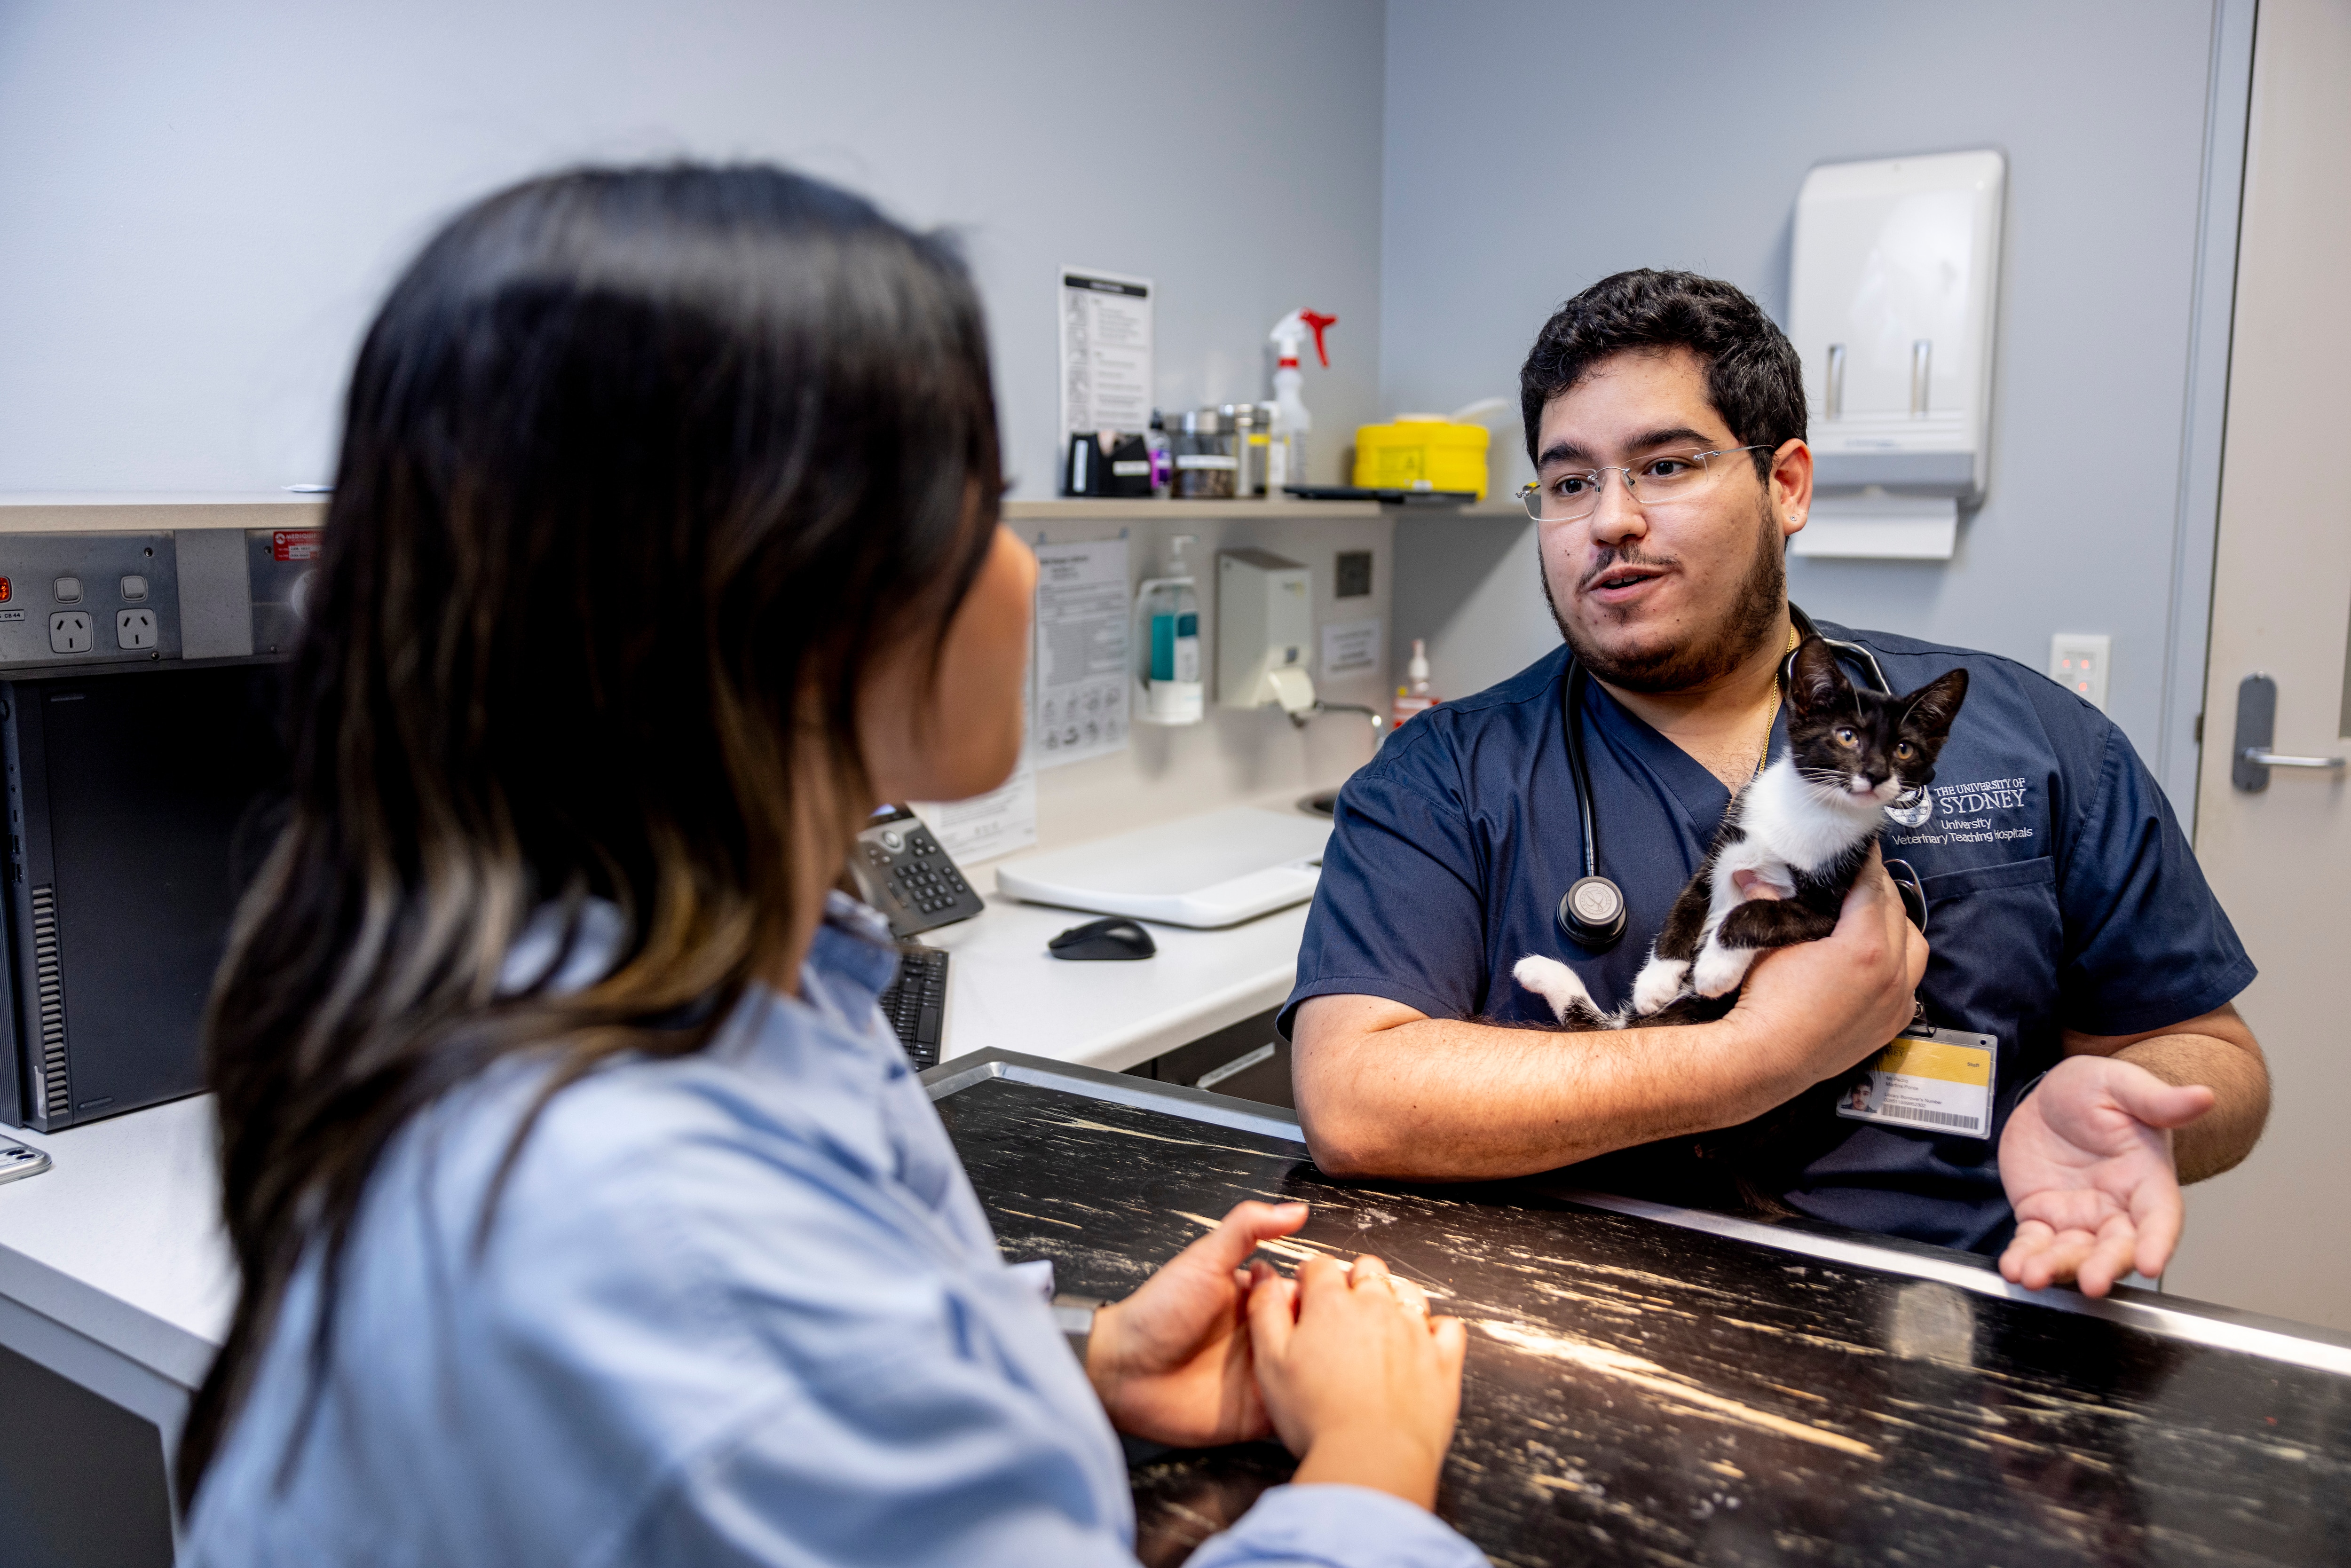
[927,1052,2351,1568]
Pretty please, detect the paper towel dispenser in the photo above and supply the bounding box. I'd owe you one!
[1789,149,2005,558]
[1216,549,1316,715]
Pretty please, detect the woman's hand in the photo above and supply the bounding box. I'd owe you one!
[1085,1201,1311,1448]
[1247,1252,1467,1511]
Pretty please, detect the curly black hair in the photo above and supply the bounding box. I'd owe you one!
[1519,269,1806,475]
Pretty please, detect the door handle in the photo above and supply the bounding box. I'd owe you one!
[2241,749,2346,770]
[2232,673,2348,790]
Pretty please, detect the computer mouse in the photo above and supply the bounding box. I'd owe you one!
[1047,916,1157,961]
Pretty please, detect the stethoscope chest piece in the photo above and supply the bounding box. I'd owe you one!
[1558,875,1629,949]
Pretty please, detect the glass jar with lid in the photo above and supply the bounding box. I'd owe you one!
[1168,407,1238,499]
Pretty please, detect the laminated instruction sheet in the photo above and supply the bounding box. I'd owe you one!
[912,743,1036,865]
[1033,537,1130,769]
[1058,268,1153,441]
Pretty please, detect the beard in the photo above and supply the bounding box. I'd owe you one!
[1543,495,1786,693]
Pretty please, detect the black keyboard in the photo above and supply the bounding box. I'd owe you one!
[879,943,948,1070]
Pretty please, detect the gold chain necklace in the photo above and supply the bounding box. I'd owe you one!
[1749,622,1800,784]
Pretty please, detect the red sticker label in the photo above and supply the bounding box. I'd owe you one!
[272,530,323,562]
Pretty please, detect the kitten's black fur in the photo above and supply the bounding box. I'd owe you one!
[1507,636,1969,1210]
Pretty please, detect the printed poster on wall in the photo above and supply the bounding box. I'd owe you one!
[912,747,1036,865]
[1058,268,1154,441]
[1033,536,1130,769]
[912,661,1038,865]
[1320,617,1381,678]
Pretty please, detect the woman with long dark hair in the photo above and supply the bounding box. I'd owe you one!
[178,165,1478,1566]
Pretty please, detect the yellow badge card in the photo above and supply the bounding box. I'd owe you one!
[1836,1024,1997,1140]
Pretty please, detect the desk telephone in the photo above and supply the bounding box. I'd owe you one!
[851,805,985,937]
[851,807,979,1070]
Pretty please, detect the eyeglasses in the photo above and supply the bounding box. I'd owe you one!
[1517,445,1769,523]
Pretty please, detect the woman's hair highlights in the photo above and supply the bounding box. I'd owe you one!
[177,165,1002,1502]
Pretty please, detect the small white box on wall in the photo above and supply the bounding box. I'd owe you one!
[1789,149,2005,560]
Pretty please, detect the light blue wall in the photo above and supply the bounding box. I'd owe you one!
[0,0,1386,499]
[0,0,2246,794]
[1381,0,2229,786]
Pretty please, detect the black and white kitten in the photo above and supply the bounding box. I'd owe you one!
[1515,637,1968,1028]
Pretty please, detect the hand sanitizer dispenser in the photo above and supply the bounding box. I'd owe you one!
[1217,549,1315,716]
[1136,535,1204,725]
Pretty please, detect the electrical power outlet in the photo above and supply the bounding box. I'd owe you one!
[115,607,158,650]
[47,611,93,654]
[2050,633,2110,711]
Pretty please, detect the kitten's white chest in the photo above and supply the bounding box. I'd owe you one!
[1731,761,1879,874]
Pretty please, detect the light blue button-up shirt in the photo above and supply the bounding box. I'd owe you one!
[185,897,1481,1568]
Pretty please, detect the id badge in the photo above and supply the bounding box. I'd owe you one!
[1835,1023,1997,1141]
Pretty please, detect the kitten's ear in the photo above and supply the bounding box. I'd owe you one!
[1901,668,1970,737]
[1786,636,1847,716]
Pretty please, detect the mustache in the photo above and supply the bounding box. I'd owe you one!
[1578,545,1680,593]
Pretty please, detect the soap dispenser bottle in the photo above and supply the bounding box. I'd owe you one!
[1392,638,1436,727]
[1136,535,1204,725]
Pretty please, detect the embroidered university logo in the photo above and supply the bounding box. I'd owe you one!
[1886,787,1933,828]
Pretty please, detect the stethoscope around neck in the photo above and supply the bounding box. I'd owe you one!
[1554,605,1924,950]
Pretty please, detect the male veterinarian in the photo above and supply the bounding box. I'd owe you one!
[1284,270,2268,1296]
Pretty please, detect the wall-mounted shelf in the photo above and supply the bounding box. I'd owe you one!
[0,495,325,534]
[1005,498,1379,520]
[0,494,1531,535]
[1005,497,1528,522]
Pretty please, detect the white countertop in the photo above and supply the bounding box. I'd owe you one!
[0,1094,234,1384]
[0,871,1310,1391]
[927,888,1306,1072]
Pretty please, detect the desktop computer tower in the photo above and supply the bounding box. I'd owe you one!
[0,665,288,1131]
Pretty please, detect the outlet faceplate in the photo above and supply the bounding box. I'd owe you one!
[0,535,180,668]
[2050,633,2111,711]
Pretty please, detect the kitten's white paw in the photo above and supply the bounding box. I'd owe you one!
[1630,958,1691,1015]
[1513,954,1594,1023]
[1691,944,1758,999]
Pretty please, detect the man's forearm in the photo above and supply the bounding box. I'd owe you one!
[2059,1003,2270,1185]
[1293,1006,1788,1181]
[2114,1032,2270,1182]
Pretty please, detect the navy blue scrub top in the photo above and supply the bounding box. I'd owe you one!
[1281,620,2256,1253]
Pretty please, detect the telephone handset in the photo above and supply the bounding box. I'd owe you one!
[850,806,986,937]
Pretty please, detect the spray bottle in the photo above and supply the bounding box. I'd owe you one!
[1267,309,1338,493]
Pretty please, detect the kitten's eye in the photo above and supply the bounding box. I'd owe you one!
[1894,741,1917,761]
[1833,726,1858,746]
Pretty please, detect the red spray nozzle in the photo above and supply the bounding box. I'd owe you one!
[1301,310,1339,368]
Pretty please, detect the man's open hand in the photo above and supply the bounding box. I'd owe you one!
[1997,1055,2216,1298]
[1084,1200,1307,1448]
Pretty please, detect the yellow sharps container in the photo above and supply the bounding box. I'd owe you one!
[1352,416,1491,499]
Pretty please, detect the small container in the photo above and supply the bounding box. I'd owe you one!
[1145,410,1173,497]
[1220,402,1263,496]
[1393,638,1437,727]
[1353,417,1491,499]
[1169,408,1239,499]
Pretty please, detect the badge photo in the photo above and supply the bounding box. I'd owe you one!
[1838,1024,1998,1140]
